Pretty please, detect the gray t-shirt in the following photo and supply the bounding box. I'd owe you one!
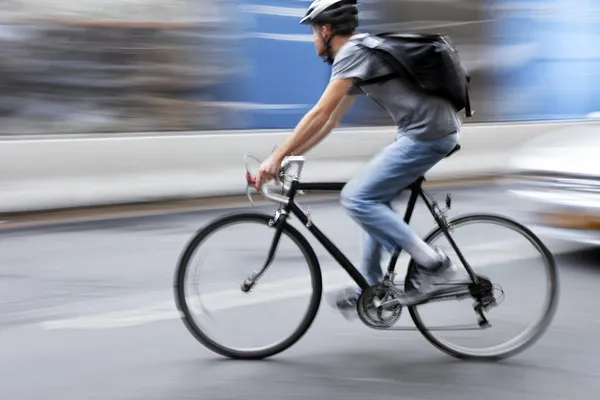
[330,33,461,141]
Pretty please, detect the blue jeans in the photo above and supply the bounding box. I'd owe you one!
[340,132,460,286]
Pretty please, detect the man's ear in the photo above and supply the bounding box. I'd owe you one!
[320,24,333,40]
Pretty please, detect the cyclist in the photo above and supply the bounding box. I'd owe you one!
[255,0,461,317]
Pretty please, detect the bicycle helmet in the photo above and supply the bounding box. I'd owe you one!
[300,0,359,64]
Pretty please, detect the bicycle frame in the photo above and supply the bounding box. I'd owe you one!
[252,175,479,295]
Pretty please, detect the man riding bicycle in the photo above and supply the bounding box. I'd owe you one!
[255,0,462,317]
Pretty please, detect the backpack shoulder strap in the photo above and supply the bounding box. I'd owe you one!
[351,33,416,87]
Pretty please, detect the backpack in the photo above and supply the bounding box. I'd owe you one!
[352,32,473,118]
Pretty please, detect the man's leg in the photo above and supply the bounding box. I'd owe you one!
[361,229,384,285]
[329,207,387,316]
[338,133,459,307]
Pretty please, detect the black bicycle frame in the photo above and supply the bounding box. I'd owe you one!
[260,175,477,293]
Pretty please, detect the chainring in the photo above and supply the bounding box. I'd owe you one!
[357,283,403,329]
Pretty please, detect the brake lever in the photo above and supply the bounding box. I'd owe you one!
[245,171,256,207]
[244,153,261,207]
[245,184,254,207]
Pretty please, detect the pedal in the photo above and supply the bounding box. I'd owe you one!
[474,304,491,328]
[478,318,491,329]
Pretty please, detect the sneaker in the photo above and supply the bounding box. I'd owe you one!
[398,248,458,306]
[325,287,360,321]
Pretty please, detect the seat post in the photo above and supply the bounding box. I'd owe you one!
[409,176,426,191]
[404,177,423,224]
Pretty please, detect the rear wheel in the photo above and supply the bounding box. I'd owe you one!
[174,212,323,360]
[405,214,559,360]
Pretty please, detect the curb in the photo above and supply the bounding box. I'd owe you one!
[0,174,502,230]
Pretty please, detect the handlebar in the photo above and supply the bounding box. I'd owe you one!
[244,154,306,205]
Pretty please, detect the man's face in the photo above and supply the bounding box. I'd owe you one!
[311,24,331,57]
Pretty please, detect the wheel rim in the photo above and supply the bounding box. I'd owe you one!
[177,216,320,356]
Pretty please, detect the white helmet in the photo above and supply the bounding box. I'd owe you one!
[300,0,359,32]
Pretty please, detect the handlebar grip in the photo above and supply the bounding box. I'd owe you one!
[245,171,256,185]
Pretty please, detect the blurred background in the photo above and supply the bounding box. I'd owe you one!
[4,3,600,399]
[1,0,600,134]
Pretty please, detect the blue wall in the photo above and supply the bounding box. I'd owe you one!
[204,0,378,130]
[209,0,329,130]
[491,0,600,120]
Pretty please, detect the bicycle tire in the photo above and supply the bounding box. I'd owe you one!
[404,213,559,361]
[174,212,323,360]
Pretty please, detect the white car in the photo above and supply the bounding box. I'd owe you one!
[505,122,600,246]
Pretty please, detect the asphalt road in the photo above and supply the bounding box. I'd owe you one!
[1,185,600,400]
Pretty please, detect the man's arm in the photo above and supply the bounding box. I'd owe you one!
[290,94,357,156]
[273,78,354,161]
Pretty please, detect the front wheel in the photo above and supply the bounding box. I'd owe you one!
[405,214,559,361]
[174,212,323,360]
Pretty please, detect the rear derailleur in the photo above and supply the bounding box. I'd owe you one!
[469,275,504,328]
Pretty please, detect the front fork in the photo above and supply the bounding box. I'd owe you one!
[241,208,289,293]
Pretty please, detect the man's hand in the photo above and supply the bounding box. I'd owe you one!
[255,152,283,190]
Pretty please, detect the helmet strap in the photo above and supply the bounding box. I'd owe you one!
[319,31,335,65]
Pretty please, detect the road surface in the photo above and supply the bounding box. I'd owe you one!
[1,185,599,400]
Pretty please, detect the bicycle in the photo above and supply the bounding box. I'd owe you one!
[174,144,559,361]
